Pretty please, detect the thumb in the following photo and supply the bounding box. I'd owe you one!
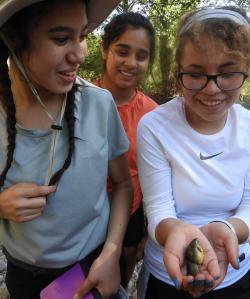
[224,234,239,270]
[73,276,96,299]
[163,252,183,289]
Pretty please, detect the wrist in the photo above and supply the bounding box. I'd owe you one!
[209,220,236,235]
[102,241,122,258]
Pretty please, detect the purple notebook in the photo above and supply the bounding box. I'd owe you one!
[40,262,94,299]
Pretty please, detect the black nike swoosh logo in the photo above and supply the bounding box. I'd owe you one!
[200,152,223,160]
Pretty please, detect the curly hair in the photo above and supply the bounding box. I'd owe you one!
[175,6,250,72]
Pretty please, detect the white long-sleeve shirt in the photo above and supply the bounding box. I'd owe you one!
[137,96,250,289]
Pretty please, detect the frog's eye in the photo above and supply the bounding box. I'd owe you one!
[197,245,202,253]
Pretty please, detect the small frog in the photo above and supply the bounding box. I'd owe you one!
[186,238,204,276]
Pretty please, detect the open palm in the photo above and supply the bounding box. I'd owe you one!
[162,222,220,293]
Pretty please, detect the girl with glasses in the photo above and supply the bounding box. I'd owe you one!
[137,5,250,299]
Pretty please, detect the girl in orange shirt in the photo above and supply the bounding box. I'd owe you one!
[94,12,158,287]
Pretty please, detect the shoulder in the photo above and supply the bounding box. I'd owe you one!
[75,77,114,105]
[234,103,250,117]
[137,96,184,142]
[136,90,158,108]
[74,77,118,123]
[231,103,250,132]
[138,96,182,129]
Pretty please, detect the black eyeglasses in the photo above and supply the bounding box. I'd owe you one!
[178,72,248,91]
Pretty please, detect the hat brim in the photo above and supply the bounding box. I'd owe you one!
[0,0,120,31]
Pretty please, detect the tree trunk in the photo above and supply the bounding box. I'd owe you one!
[159,34,173,97]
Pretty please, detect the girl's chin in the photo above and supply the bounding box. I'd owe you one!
[116,81,137,90]
[53,82,74,93]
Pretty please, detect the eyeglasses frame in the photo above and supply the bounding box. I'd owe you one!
[178,71,248,91]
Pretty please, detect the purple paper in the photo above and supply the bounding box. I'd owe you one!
[40,262,94,299]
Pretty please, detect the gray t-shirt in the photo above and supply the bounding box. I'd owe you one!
[0,78,129,268]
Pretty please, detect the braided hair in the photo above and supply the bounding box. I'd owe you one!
[0,40,17,188]
[49,86,77,186]
[0,0,88,188]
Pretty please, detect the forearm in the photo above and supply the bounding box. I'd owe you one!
[226,217,249,244]
[75,180,132,299]
[233,166,250,243]
[137,119,177,243]
[105,180,133,254]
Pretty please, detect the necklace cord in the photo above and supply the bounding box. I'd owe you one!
[0,32,68,186]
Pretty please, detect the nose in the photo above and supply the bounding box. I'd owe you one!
[202,77,221,94]
[124,54,137,68]
[68,40,87,65]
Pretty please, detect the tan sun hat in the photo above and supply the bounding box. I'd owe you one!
[0,0,121,31]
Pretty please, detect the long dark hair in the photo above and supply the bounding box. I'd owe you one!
[0,0,87,188]
[102,12,155,67]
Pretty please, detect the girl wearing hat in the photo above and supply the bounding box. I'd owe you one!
[137,5,250,299]
[0,0,133,298]
[93,12,158,287]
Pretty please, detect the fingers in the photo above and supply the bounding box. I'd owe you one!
[73,276,98,299]
[12,184,56,218]
[164,233,220,291]
[182,275,195,290]
[199,236,220,280]
[13,183,57,198]
[18,212,43,222]
[10,202,45,222]
[10,196,47,220]
[182,271,214,295]
[18,207,44,216]
[161,228,188,289]
[223,234,239,269]
[0,183,56,222]
[21,197,47,209]
[163,251,183,289]
[205,254,220,280]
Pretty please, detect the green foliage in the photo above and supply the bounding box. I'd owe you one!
[201,0,250,8]
[144,0,200,101]
[78,0,250,102]
[78,33,102,82]
[241,77,250,109]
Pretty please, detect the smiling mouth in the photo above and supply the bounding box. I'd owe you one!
[120,70,135,77]
[199,99,223,106]
[58,71,77,84]
[59,71,76,78]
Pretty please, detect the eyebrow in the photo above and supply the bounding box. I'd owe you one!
[219,62,239,68]
[183,62,240,70]
[115,43,150,54]
[115,44,131,50]
[48,24,89,33]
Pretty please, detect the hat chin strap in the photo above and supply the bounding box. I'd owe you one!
[0,32,68,185]
[0,31,66,126]
[44,95,67,185]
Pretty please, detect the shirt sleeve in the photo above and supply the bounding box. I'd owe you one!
[137,116,177,244]
[233,165,250,243]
